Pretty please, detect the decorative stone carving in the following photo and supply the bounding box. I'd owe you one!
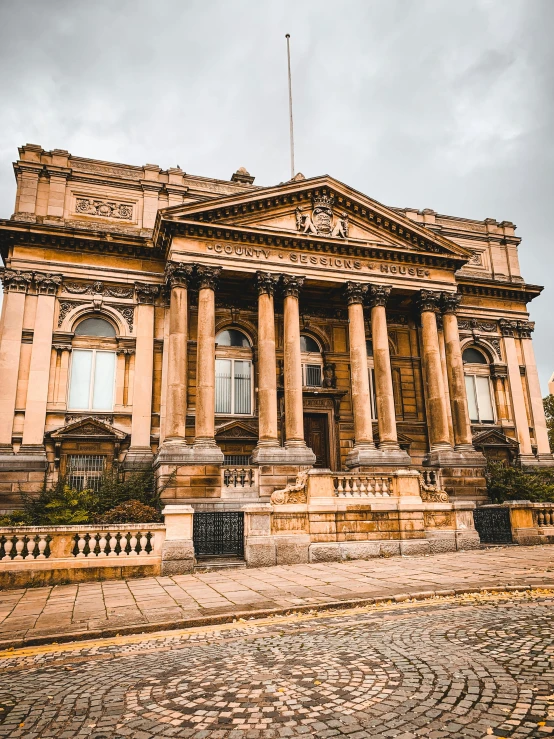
[499,318,518,337]
[440,292,461,314]
[196,265,221,290]
[34,272,63,295]
[165,262,193,289]
[295,193,348,238]
[323,362,337,389]
[281,274,304,298]
[517,320,534,339]
[134,283,160,304]
[489,339,502,358]
[418,472,449,503]
[367,284,391,308]
[1,269,32,293]
[57,301,81,326]
[458,318,496,332]
[490,363,508,378]
[270,470,309,505]
[65,413,114,425]
[344,281,367,305]
[256,271,279,296]
[75,197,134,220]
[112,305,135,332]
[467,250,483,266]
[64,281,134,299]
[416,289,441,314]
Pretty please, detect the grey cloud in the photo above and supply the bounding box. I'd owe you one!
[0,0,553,386]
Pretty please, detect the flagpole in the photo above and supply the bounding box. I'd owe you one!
[285,33,295,179]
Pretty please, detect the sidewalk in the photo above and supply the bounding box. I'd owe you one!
[1,545,554,649]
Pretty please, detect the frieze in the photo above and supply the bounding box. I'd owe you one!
[458,318,496,332]
[65,413,114,425]
[75,197,134,220]
[64,281,134,299]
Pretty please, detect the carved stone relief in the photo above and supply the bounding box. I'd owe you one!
[295,194,349,238]
[64,281,134,299]
[75,197,134,220]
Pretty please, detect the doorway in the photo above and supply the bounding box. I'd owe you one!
[303,413,330,468]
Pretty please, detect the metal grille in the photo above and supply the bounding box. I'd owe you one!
[473,507,512,544]
[193,512,244,557]
[305,364,322,387]
[224,454,250,466]
[67,455,106,492]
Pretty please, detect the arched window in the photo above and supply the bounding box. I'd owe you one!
[300,334,323,387]
[68,315,117,411]
[215,328,253,415]
[366,339,377,419]
[463,346,495,423]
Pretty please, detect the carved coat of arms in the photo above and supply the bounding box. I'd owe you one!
[295,194,348,238]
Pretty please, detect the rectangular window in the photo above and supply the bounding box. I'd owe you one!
[67,455,106,492]
[216,358,252,415]
[68,349,115,411]
[465,374,494,423]
[304,364,322,387]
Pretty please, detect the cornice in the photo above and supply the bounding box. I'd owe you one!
[457,276,542,304]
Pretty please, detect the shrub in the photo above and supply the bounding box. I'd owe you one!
[0,511,30,526]
[21,480,94,525]
[94,500,162,524]
[485,461,554,503]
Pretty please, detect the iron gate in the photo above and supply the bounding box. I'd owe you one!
[193,512,244,557]
[473,507,513,544]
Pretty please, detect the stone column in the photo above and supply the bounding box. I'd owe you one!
[21,273,63,460]
[440,293,474,450]
[518,321,553,462]
[417,290,453,459]
[368,285,410,464]
[125,282,159,469]
[251,272,281,464]
[193,265,224,462]
[0,271,32,452]
[281,275,315,464]
[499,319,533,462]
[158,263,193,459]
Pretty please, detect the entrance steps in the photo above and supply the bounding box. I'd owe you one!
[194,556,247,572]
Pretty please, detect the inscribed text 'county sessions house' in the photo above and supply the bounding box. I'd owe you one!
[0,143,552,517]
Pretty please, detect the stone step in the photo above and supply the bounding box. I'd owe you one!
[194,556,247,572]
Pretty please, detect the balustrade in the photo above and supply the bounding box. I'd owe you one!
[333,473,393,498]
[222,466,257,490]
[536,507,554,527]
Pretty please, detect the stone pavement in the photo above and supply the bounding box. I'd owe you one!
[1,545,554,648]
[0,592,553,738]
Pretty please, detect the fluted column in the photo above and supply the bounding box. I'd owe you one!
[345,282,375,452]
[0,271,32,451]
[418,290,452,453]
[440,293,474,450]
[282,275,309,451]
[518,321,552,460]
[21,273,63,457]
[252,272,280,458]
[164,263,193,446]
[499,319,533,460]
[193,265,223,461]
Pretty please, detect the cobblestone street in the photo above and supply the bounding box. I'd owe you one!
[0,591,553,738]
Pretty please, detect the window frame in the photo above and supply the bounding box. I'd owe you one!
[300,334,323,388]
[464,365,496,424]
[215,355,254,416]
[67,348,116,412]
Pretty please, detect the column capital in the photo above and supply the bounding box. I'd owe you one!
[417,289,441,314]
[34,272,63,296]
[165,262,193,289]
[440,291,461,314]
[1,269,33,293]
[344,281,368,305]
[517,320,534,339]
[195,265,221,291]
[135,282,160,304]
[256,271,279,296]
[281,274,304,298]
[367,284,391,308]
[499,318,518,337]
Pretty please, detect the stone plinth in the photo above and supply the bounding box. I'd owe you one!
[161,504,195,574]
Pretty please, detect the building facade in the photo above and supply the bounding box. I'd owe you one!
[0,143,552,520]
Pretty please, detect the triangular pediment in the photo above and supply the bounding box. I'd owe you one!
[472,429,519,448]
[48,417,128,440]
[215,420,258,440]
[157,175,472,261]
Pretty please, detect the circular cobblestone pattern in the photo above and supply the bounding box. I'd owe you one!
[1,594,553,738]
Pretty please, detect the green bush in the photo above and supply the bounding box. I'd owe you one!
[0,511,30,527]
[95,500,162,524]
[485,461,554,503]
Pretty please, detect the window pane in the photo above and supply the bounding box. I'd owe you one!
[75,317,116,337]
[305,364,322,387]
[475,376,494,422]
[216,329,250,347]
[215,359,232,413]
[462,348,488,364]
[92,351,115,410]
[68,350,93,409]
[465,375,479,422]
[234,360,251,414]
[300,335,320,353]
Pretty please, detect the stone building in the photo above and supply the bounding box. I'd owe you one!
[0,144,551,548]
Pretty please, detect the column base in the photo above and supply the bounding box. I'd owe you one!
[0,447,48,471]
[153,440,193,468]
[424,447,486,467]
[345,445,411,468]
[123,446,154,471]
[251,443,316,465]
[191,440,224,464]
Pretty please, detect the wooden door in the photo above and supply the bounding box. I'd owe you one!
[303,413,330,468]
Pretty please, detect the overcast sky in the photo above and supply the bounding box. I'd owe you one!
[0,0,553,388]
